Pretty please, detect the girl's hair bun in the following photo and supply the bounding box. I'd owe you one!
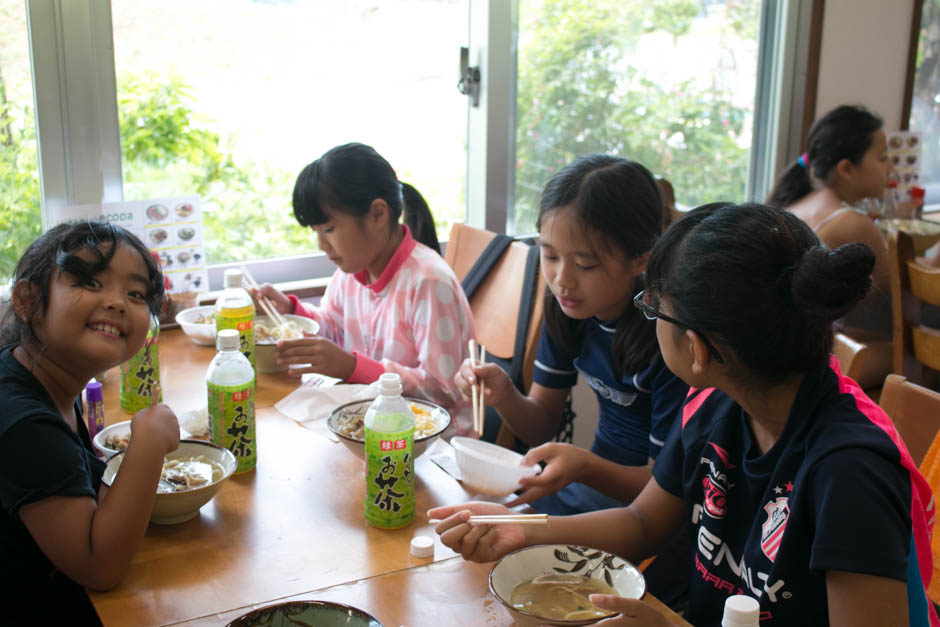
[791,242,874,321]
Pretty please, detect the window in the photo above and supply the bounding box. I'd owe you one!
[511,0,763,233]
[909,0,940,195]
[0,0,40,283]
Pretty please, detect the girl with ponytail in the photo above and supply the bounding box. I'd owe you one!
[433,204,938,627]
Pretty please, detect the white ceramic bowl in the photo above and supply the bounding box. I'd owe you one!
[489,544,646,626]
[175,305,217,346]
[102,440,237,524]
[450,436,540,496]
[254,314,320,373]
[94,419,194,457]
[326,397,450,460]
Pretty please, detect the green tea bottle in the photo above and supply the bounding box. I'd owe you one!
[215,268,255,368]
[207,329,257,474]
[120,314,161,412]
[363,373,415,528]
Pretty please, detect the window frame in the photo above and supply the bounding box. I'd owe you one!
[27,0,809,290]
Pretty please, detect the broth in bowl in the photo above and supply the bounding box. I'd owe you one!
[510,574,616,621]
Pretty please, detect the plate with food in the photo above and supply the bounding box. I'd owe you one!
[326,397,450,460]
[149,228,169,245]
[146,204,169,222]
[175,202,195,219]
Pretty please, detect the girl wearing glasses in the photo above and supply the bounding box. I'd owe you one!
[453,154,689,606]
[435,203,937,627]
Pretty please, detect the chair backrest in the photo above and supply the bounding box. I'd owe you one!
[880,374,940,466]
[444,223,546,392]
[888,230,940,386]
[832,332,893,392]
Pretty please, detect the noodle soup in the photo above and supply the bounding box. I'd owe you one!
[158,455,226,493]
[510,574,617,621]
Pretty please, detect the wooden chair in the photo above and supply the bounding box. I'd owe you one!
[880,374,940,466]
[888,230,940,388]
[832,332,892,400]
[444,223,546,448]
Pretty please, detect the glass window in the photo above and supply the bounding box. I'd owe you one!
[0,0,41,283]
[511,0,763,233]
[910,0,940,195]
[111,0,468,266]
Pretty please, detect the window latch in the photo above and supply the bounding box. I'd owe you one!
[457,46,481,107]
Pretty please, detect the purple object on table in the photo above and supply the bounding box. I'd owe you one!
[85,380,105,439]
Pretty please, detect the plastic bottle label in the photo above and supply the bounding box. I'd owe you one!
[207,380,257,473]
[120,331,161,413]
[216,305,255,367]
[364,422,415,528]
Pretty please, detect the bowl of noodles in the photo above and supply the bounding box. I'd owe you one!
[489,544,645,626]
[254,314,320,373]
[326,398,450,460]
[175,305,218,346]
[101,440,237,524]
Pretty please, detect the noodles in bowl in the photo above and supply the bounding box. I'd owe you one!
[327,397,450,460]
[102,440,237,524]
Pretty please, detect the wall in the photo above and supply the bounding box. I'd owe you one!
[815,0,914,129]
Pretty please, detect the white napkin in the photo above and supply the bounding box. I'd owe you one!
[274,382,372,427]
[427,437,462,481]
[177,405,209,437]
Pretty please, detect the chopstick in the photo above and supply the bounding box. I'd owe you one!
[150,382,161,408]
[428,514,548,525]
[241,265,287,327]
[468,339,486,436]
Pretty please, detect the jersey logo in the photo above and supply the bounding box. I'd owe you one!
[761,497,789,562]
[578,371,637,407]
[702,475,728,518]
[708,441,736,469]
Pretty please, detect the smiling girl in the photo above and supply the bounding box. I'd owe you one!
[252,143,476,433]
[0,222,180,623]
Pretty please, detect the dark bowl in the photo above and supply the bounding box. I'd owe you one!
[226,600,383,627]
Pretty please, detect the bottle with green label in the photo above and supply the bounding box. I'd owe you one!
[363,373,415,529]
[207,329,257,474]
[215,268,255,368]
[120,314,161,412]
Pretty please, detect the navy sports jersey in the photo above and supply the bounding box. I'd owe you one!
[532,318,687,514]
[653,356,938,626]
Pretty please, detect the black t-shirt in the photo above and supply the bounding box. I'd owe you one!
[0,345,105,625]
[653,358,938,626]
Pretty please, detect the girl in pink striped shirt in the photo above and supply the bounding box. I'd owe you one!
[254,143,476,434]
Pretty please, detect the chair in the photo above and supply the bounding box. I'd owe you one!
[880,374,940,466]
[444,223,546,448]
[832,332,892,400]
[888,230,940,388]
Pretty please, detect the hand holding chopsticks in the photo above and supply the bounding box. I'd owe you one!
[241,265,288,327]
[468,339,486,436]
[428,513,547,525]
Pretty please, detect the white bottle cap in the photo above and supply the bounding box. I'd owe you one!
[410,535,434,558]
[223,268,244,288]
[378,372,402,396]
[722,595,760,626]
[217,328,240,351]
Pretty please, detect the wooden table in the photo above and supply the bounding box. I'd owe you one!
[89,329,690,626]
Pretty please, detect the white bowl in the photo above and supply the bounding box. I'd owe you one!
[489,544,646,626]
[254,314,320,373]
[450,436,540,496]
[175,305,217,346]
[326,397,450,460]
[94,419,193,458]
[102,440,237,524]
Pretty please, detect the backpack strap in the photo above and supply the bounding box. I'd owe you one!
[506,242,541,389]
[460,234,513,299]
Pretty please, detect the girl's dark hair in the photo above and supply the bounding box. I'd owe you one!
[401,182,441,255]
[0,221,165,347]
[537,154,664,376]
[292,142,403,229]
[646,203,874,382]
[767,104,883,208]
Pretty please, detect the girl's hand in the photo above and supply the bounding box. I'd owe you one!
[590,595,677,626]
[429,502,526,563]
[130,403,180,455]
[505,442,586,507]
[274,336,357,379]
[248,283,292,315]
[453,359,514,406]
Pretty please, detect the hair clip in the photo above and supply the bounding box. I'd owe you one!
[797,153,810,170]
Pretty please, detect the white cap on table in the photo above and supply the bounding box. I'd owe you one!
[410,535,434,558]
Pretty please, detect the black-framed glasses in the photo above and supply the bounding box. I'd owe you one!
[633,290,725,364]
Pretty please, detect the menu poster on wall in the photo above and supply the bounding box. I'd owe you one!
[885,131,921,199]
[53,196,209,296]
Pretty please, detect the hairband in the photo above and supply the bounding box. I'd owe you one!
[797,152,810,170]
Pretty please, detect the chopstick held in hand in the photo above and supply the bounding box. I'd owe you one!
[428,513,548,525]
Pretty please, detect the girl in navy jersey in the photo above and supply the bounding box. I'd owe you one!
[0,223,180,624]
[434,203,938,627]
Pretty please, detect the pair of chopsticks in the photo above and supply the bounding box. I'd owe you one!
[428,513,548,525]
[241,265,287,327]
[468,339,486,436]
[150,383,161,408]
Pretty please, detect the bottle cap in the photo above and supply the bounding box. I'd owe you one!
[223,268,244,288]
[410,535,434,558]
[887,178,899,188]
[217,328,240,351]
[85,380,103,403]
[721,594,760,626]
[911,185,926,199]
[377,372,402,396]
